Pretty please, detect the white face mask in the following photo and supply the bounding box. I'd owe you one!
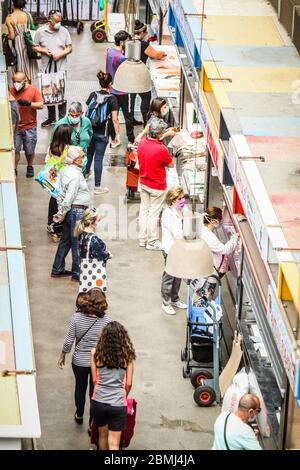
[53,22,61,30]
[14,82,25,92]
[161,105,169,117]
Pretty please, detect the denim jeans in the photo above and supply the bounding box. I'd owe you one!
[86,133,108,187]
[51,207,84,277]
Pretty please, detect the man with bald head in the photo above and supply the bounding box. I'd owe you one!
[212,393,262,450]
[10,72,43,177]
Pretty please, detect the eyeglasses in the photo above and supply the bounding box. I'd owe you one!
[75,132,80,145]
[49,9,62,16]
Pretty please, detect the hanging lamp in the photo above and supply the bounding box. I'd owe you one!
[113,0,152,94]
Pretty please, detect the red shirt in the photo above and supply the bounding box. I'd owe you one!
[10,85,43,130]
[138,138,173,190]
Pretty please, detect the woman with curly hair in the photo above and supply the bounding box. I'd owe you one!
[91,321,136,450]
[58,288,112,429]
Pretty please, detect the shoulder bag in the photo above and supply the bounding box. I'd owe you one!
[75,317,98,347]
[79,235,107,294]
[23,12,40,60]
[223,412,231,450]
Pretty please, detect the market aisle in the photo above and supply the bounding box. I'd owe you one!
[16,28,219,450]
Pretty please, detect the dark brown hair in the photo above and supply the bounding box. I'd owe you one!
[147,97,167,120]
[97,70,112,89]
[76,288,108,318]
[203,207,223,225]
[50,124,72,157]
[94,321,136,369]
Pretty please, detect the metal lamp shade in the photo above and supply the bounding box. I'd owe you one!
[165,239,214,279]
[113,60,152,93]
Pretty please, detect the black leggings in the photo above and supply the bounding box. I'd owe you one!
[48,196,63,235]
[72,363,94,422]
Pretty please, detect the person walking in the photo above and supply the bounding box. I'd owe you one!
[91,321,136,451]
[5,0,34,81]
[137,118,174,251]
[75,208,112,294]
[58,288,112,429]
[161,187,188,315]
[212,393,262,450]
[105,30,135,144]
[33,9,72,126]
[51,102,93,157]
[51,146,90,281]
[130,20,166,127]
[45,123,72,241]
[85,71,120,194]
[10,71,43,177]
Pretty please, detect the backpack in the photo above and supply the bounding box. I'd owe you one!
[85,92,111,129]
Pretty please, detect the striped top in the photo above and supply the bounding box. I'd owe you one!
[106,47,127,95]
[62,311,112,367]
[92,366,127,407]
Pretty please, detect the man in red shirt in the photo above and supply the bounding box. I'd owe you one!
[10,72,44,177]
[137,118,174,250]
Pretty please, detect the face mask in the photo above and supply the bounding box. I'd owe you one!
[248,416,256,424]
[14,82,24,92]
[53,22,61,30]
[161,106,169,117]
[176,198,185,209]
[69,116,80,126]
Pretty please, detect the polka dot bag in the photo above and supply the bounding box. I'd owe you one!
[79,235,107,293]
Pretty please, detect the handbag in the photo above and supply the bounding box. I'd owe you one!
[35,146,69,198]
[39,57,66,105]
[79,235,107,293]
[2,33,16,66]
[23,12,39,60]
[120,398,137,449]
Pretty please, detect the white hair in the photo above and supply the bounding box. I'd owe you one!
[68,101,83,114]
[63,145,83,165]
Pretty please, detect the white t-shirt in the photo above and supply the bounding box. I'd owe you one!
[212,411,262,450]
[201,225,239,270]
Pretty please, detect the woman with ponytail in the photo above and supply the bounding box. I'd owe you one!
[85,71,120,195]
[75,208,112,293]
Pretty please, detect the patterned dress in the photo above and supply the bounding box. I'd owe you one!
[13,22,31,81]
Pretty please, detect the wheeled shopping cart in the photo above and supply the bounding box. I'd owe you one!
[181,276,223,406]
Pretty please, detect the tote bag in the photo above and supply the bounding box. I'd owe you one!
[35,146,69,198]
[39,58,66,105]
[79,235,107,293]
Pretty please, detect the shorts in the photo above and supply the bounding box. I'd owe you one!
[91,400,127,431]
[14,127,37,155]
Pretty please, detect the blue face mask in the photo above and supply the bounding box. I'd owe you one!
[69,116,81,126]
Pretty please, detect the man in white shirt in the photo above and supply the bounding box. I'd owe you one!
[33,9,72,126]
[212,393,262,450]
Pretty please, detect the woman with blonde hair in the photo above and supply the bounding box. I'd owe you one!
[161,186,188,315]
[75,208,112,293]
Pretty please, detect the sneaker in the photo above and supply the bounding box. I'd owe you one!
[110,141,121,149]
[74,413,83,425]
[94,187,109,195]
[172,300,187,309]
[41,119,56,128]
[51,270,72,278]
[26,165,34,178]
[139,241,146,247]
[51,233,61,243]
[146,240,162,251]
[133,118,143,126]
[162,304,176,315]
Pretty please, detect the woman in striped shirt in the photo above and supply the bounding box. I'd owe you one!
[91,321,136,450]
[58,288,112,428]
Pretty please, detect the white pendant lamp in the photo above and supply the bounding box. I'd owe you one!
[113,40,152,94]
[165,212,214,279]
